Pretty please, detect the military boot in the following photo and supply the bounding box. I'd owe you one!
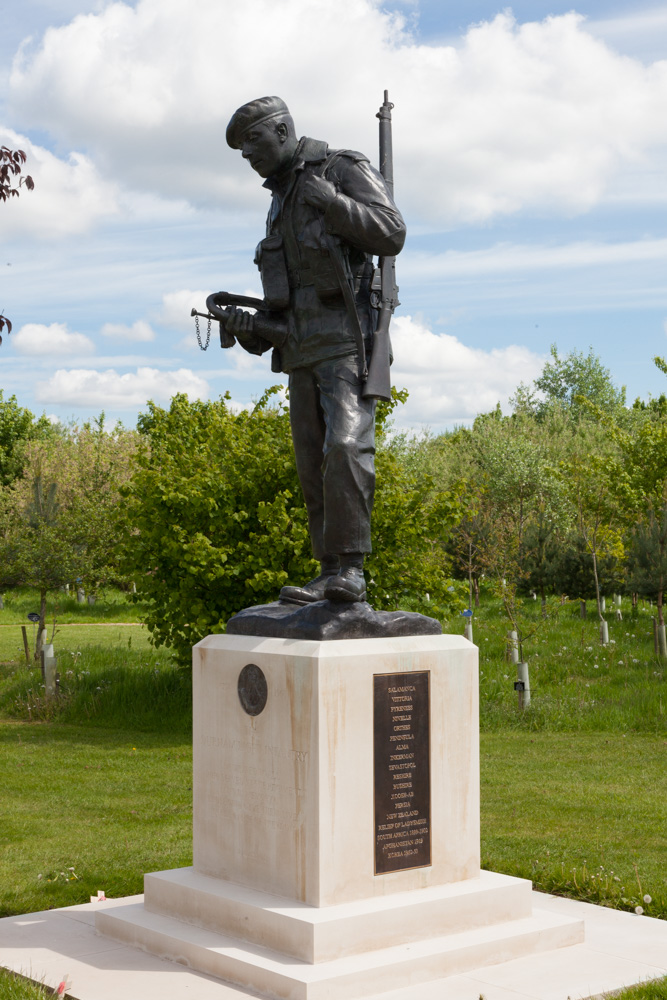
[279,556,340,605]
[323,554,367,603]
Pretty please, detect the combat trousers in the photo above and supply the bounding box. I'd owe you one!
[289,355,376,560]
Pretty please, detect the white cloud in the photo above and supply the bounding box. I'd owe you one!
[101,320,155,341]
[35,366,209,408]
[8,2,667,223]
[390,315,545,426]
[0,126,120,240]
[12,321,95,355]
[587,6,667,61]
[158,287,264,332]
[159,289,212,330]
[401,237,667,281]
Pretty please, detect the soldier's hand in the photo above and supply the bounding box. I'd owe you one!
[223,306,255,337]
[302,176,337,210]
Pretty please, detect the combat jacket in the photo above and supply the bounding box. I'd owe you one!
[256,136,406,372]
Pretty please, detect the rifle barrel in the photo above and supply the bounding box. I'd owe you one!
[363,90,396,403]
[377,90,394,195]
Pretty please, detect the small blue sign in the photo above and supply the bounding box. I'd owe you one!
[461,609,473,618]
[27,613,40,623]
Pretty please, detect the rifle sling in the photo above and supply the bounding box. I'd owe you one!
[322,231,368,381]
[318,151,368,382]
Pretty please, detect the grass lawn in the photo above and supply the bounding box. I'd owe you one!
[0,969,67,999]
[0,624,151,663]
[0,722,192,917]
[480,731,666,915]
[0,586,145,626]
[0,585,152,664]
[472,598,665,733]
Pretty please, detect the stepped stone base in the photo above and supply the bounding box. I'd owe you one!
[95,633,585,999]
[96,868,584,1000]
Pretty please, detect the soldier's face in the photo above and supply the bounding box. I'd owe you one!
[241,122,290,178]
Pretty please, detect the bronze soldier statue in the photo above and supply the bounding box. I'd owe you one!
[221,96,406,604]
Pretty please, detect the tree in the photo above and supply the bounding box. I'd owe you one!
[0,468,81,646]
[1,145,34,343]
[448,500,487,610]
[367,415,465,620]
[0,420,138,650]
[435,406,573,658]
[527,344,626,419]
[550,531,624,606]
[557,452,627,626]
[0,391,54,487]
[628,503,667,650]
[582,357,667,536]
[468,409,567,591]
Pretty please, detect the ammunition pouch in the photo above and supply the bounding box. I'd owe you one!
[254,234,290,309]
[300,220,351,306]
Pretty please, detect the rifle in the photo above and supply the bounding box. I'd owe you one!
[191,291,286,350]
[362,90,399,403]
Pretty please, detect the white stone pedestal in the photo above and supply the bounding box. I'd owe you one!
[97,634,583,999]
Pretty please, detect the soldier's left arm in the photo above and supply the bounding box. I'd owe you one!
[321,155,406,258]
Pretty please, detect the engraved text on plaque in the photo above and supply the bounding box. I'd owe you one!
[373,671,431,875]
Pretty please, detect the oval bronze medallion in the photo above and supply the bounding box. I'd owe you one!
[237,663,268,716]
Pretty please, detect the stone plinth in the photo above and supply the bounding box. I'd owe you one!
[97,634,584,999]
[193,634,479,906]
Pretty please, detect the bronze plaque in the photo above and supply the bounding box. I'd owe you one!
[237,663,268,716]
[373,671,431,875]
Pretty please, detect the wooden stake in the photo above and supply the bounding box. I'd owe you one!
[21,626,30,666]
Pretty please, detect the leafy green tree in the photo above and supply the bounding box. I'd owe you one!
[448,500,487,611]
[0,391,54,486]
[516,515,563,605]
[513,345,626,421]
[628,503,667,641]
[534,344,626,416]
[122,389,465,664]
[466,409,568,593]
[64,416,139,594]
[557,452,627,622]
[122,389,313,662]
[0,420,138,648]
[550,532,625,605]
[367,435,464,620]
[437,407,572,656]
[581,357,667,534]
[0,468,81,644]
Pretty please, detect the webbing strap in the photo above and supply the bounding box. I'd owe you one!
[318,153,368,381]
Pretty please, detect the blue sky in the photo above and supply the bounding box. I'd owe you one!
[2,0,667,431]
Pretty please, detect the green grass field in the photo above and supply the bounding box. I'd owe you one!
[0,585,151,663]
[0,586,145,626]
[0,586,665,998]
[473,597,665,732]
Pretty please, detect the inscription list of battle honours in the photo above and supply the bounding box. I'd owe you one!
[373,671,431,875]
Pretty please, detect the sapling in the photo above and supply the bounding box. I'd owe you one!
[488,575,569,709]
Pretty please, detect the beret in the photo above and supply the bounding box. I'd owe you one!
[226,96,290,149]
